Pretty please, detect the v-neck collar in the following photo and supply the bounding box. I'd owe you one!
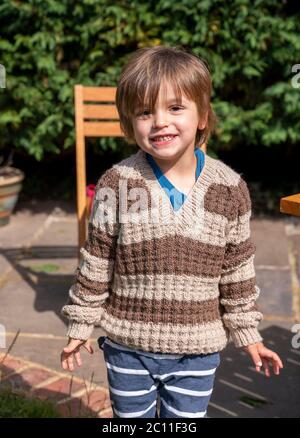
[145,148,204,211]
[146,148,203,187]
[134,148,217,229]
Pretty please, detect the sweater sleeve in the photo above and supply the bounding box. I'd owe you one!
[61,169,119,340]
[219,177,263,348]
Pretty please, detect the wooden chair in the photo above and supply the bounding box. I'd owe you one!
[280,194,300,217]
[74,85,207,257]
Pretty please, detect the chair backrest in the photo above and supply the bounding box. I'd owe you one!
[74,85,207,256]
[75,85,123,254]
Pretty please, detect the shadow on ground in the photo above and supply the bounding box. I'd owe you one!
[209,326,300,418]
[0,245,77,325]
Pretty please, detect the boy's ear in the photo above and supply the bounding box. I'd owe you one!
[198,111,208,130]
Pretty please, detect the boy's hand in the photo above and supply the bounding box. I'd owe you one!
[243,342,283,377]
[61,338,94,372]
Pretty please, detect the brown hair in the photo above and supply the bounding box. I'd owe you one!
[115,45,218,147]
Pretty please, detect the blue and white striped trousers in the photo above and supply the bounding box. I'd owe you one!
[98,336,220,419]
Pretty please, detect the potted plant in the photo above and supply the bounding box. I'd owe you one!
[0,151,24,227]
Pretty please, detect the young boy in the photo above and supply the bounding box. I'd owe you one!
[61,45,283,418]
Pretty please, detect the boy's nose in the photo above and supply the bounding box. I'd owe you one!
[153,113,169,128]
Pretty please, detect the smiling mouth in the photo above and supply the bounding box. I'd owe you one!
[150,135,178,145]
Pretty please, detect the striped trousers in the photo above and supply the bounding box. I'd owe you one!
[98,336,220,419]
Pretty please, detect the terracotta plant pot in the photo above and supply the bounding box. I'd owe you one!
[0,166,25,226]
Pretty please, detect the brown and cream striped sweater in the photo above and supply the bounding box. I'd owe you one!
[61,148,263,354]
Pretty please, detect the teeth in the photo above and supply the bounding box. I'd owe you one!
[152,136,175,142]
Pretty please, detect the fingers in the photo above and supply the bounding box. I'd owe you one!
[244,343,283,377]
[67,354,75,372]
[61,339,83,371]
[258,348,283,375]
[262,358,270,377]
[84,340,94,354]
[248,347,263,372]
[271,352,283,371]
[74,350,82,367]
[271,355,283,375]
[268,352,282,375]
[63,339,82,354]
[61,338,93,372]
[61,347,77,371]
[273,361,280,375]
[255,361,263,373]
[262,356,282,377]
[61,352,74,371]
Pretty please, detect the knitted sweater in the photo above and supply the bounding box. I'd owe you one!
[61,148,263,354]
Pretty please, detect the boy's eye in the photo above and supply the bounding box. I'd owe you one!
[136,106,183,117]
[135,109,150,117]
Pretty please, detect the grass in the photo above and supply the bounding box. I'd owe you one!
[0,329,60,418]
[0,383,61,418]
[0,329,104,418]
[239,395,269,408]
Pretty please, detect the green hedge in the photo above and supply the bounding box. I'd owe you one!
[0,0,300,161]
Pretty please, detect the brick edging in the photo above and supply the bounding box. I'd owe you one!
[0,352,112,418]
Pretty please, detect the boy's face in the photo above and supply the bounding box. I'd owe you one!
[131,81,207,161]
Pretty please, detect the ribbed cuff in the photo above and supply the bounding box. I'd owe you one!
[230,327,263,348]
[66,321,94,341]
